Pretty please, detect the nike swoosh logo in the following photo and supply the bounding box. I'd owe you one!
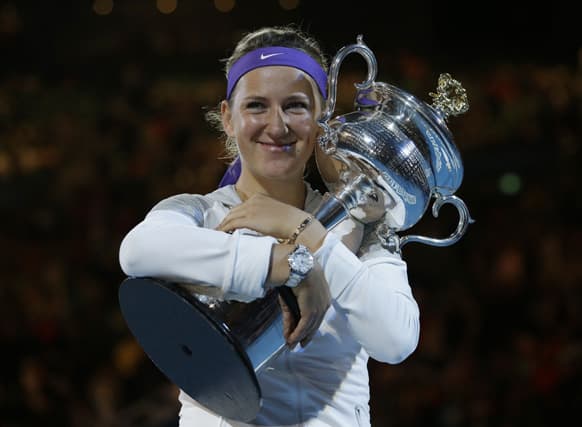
[260,53,284,60]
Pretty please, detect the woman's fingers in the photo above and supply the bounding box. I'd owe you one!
[278,295,297,342]
[216,194,307,239]
[283,264,331,348]
[215,206,247,232]
[299,312,326,347]
[286,309,320,348]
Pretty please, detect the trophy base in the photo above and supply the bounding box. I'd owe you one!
[118,277,261,422]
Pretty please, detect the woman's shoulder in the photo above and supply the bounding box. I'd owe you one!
[148,186,238,218]
[154,185,237,205]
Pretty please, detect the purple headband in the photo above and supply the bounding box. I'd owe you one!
[226,46,328,100]
[218,156,242,187]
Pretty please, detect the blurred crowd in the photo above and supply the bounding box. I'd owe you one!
[1,38,581,427]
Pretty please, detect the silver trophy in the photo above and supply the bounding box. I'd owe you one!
[118,36,473,423]
[316,35,474,253]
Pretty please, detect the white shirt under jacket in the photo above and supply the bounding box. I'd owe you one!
[119,183,420,427]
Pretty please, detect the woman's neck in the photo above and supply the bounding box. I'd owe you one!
[235,174,306,208]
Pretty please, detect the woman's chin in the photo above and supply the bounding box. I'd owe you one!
[258,163,302,181]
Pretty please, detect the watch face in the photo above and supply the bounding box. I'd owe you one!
[289,246,314,275]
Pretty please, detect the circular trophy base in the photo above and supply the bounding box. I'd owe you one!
[118,277,261,422]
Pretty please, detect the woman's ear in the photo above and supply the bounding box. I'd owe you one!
[221,100,234,137]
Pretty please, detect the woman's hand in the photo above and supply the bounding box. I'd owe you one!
[216,193,332,348]
[315,142,342,189]
[216,193,311,242]
[279,262,330,348]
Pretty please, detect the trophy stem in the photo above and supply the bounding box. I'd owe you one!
[312,192,350,230]
[312,171,381,230]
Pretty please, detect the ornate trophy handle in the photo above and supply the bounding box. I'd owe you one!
[318,35,377,154]
[376,194,475,254]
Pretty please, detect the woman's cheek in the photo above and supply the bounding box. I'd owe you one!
[298,116,318,134]
[241,114,260,128]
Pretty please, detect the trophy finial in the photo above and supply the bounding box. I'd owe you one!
[429,73,469,118]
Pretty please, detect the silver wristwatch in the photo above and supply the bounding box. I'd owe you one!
[284,244,314,288]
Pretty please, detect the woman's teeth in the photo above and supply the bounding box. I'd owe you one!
[259,142,293,152]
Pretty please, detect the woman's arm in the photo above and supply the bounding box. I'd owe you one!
[119,194,331,346]
[313,232,420,364]
[118,197,277,301]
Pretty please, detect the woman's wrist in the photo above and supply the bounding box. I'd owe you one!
[295,219,327,253]
[265,227,326,289]
[279,215,314,245]
[277,214,327,253]
[265,243,295,288]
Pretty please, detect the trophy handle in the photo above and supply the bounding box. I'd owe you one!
[318,35,377,154]
[377,194,475,254]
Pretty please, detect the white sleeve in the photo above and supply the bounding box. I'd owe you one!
[119,208,277,301]
[314,232,420,364]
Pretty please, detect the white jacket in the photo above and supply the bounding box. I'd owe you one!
[119,184,420,427]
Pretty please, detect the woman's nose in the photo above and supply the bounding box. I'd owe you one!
[265,108,289,137]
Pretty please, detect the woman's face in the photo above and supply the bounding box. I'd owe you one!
[221,66,322,183]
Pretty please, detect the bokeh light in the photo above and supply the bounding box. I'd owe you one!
[157,0,177,15]
[92,0,113,15]
[279,0,300,11]
[214,0,235,13]
[498,172,522,195]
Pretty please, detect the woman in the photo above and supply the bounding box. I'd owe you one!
[119,25,420,427]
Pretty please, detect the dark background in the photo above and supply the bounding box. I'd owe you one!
[1,1,580,426]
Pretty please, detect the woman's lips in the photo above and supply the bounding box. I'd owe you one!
[258,141,296,152]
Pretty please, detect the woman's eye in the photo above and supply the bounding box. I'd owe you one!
[285,101,309,111]
[246,101,265,110]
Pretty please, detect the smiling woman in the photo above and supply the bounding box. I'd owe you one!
[118,24,420,427]
[221,65,319,187]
